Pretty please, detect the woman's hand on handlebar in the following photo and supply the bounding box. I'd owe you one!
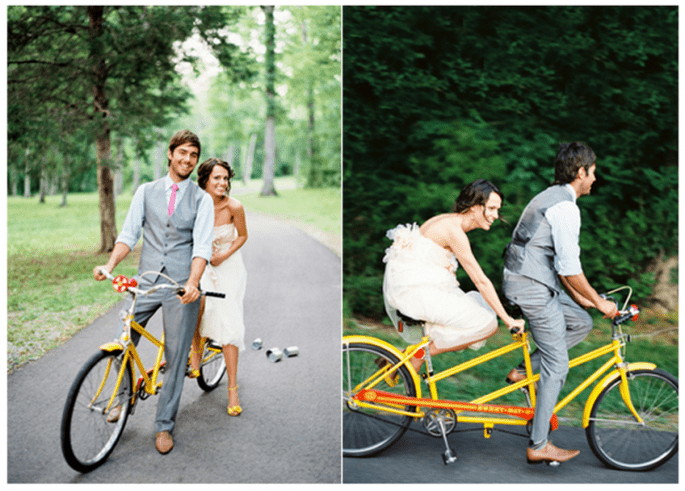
[506,317,525,335]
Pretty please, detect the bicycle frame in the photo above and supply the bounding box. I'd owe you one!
[347,313,647,436]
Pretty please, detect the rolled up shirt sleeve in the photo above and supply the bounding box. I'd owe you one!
[192,192,214,263]
[546,200,583,276]
[116,183,147,250]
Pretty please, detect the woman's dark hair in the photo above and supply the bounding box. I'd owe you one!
[197,158,235,195]
[453,179,504,213]
[552,142,595,185]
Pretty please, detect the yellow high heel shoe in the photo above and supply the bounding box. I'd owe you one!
[188,339,205,379]
[227,385,242,416]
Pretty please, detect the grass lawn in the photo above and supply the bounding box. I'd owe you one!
[7,177,340,372]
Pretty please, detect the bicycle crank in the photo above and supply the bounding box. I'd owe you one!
[423,408,457,437]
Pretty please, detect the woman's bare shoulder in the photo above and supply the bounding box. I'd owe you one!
[226,196,244,213]
[421,214,465,246]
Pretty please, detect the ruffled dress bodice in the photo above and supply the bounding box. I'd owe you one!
[383,223,458,276]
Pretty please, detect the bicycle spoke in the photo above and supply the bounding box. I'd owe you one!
[586,369,678,471]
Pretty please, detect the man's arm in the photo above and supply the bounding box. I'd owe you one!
[94,184,145,280]
[563,273,618,318]
[178,257,207,304]
[93,242,131,280]
[559,274,594,309]
[179,192,214,304]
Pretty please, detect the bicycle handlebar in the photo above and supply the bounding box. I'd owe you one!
[600,291,640,327]
[96,268,225,299]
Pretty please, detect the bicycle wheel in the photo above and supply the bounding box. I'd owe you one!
[586,368,678,471]
[61,350,133,473]
[343,341,417,457]
[197,341,226,392]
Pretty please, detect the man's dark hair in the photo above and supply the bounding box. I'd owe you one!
[197,158,235,195]
[453,179,504,213]
[167,130,201,166]
[553,142,595,185]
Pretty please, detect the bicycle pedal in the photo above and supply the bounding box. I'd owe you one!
[527,458,561,467]
[442,448,458,465]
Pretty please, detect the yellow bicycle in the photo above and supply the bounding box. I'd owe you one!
[60,269,226,473]
[343,287,678,470]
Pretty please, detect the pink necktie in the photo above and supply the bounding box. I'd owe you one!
[168,183,178,216]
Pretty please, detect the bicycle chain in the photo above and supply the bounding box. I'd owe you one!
[347,407,529,440]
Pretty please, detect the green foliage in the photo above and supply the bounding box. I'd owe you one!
[343,6,677,319]
[7,6,247,194]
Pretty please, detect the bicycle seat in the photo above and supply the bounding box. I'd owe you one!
[397,311,425,326]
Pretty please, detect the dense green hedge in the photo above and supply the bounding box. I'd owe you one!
[343,6,677,319]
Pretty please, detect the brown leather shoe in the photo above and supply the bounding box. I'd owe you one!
[506,368,526,384]
[155,431,174,454]
[527,442,579,464]
[106,404,122,423]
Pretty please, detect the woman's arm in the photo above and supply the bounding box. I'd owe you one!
[447,227,524,332]
[211,198,248,267]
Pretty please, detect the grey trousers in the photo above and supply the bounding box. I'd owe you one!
[121,275,200,434]
[502,273,592,447]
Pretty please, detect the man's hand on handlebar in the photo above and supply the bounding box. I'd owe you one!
[93,265,112,281]
[597,297,619,319]
[178,282,201,305]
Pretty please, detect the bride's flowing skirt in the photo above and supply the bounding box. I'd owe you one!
[382,224,496,349]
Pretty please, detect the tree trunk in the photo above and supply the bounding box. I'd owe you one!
[38,158,46,204]
[23,148,31,197]
[294,150,301,186]
[24,166,30,197]
[114,137,124,204]
[133,153,140,193]
[60,154,69,207]
[89,6,117,252]
[260,6,277,197]
[154,139,165,180]
[243,133,257,185]
[225,144,235,168]
[301,19,318,188]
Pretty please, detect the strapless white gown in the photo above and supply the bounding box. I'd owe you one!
[199,223,246,350]
[382,223,496,349]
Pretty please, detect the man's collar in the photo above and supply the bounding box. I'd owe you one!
[165,174,190,190]
[564,183,577,203]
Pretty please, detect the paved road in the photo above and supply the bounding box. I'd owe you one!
[7,212,341,484]
[343,421,678,483]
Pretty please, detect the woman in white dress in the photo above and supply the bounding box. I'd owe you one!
[383,179,525,372]
[189,158,247,416]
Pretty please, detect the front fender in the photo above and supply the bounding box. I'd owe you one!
[98,342,125,354]
[343,335,423,398]
[582,362,657,428]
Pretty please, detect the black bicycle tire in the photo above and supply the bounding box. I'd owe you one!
[60,350,133,473]
[585,368,678,471]
[197,341,227,392]
[343,341,417,457]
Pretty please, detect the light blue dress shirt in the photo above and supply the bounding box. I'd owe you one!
[116,174,214,263]
[546,184,583,276]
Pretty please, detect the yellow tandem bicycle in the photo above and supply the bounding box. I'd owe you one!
[60,269,226,473]
[343,287,678,471]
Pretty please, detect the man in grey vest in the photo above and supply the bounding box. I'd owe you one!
[502,142,617,465]
[93,130,214,454]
